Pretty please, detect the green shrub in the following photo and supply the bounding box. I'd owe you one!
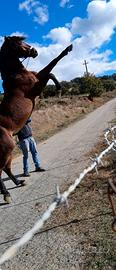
[102,79,116,92]
[79,74,104,98]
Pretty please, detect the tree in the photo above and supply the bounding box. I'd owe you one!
[79,74,104,100]
[102,79,116,92]
[111,73,116,81]
[43,85,56,98]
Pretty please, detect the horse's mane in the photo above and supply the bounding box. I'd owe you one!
[7,35,26,42]
[0,36,26,73]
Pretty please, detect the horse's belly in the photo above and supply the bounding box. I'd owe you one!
[15,72,38,88]
[11,98,34,129]
[0,97,34,133]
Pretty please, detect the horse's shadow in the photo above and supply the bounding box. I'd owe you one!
[0,202,7,206]
[3,173,24,182]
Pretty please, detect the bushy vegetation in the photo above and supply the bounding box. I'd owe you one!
[79,74,104,98]
[100,78,116,92]
[0,73,116,100]
[42,72,116,98]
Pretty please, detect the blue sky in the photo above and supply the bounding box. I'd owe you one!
[0,0,116,92]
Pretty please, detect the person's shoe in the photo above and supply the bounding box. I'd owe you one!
[35,167,46,172]
[23,172,30,177]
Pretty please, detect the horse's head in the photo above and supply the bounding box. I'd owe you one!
[2,36,38,59]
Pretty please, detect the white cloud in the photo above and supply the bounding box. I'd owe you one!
[19,0,49,25]
[44,27,72,45]
[19,0,34,14]
[29,0,116,81]
[70,0,116,49]
[60,0,70,8]
[33,6,48,25]
[68,4,74,9]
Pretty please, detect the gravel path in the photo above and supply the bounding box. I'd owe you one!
[0,97,115,270]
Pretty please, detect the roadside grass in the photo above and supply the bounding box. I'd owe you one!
[41,124,116,270]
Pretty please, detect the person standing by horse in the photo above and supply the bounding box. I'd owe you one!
[17,118,45,177]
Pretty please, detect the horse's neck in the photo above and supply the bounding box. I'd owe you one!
[0,54,25,81]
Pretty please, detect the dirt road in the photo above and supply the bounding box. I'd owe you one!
[0,97,116,270]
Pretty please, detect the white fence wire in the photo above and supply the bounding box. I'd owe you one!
[0,126,116,268]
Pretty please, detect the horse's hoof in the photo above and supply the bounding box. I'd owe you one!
[17,180,26,186]
[61,44,73,57]
[21,180,26,186]
[65,44,73,55]
[67,44,73,52]
[4,194,12,204]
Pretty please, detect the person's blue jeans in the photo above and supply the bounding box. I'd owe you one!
[19,136,41,174]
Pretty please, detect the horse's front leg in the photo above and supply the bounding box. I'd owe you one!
[0,170,11,204]
[4,155,25,186]
[4,168,25,186]
[37,44,73,78]
[33,45,72,96]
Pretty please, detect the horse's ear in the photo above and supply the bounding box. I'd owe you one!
[4,36,10,41]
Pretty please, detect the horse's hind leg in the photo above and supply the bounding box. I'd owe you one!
[0,170,11,204]
[4,155,25,186]
[34,72,61,96]
[0,126,24,203]
[0,127,14,203]
[49,73,61,90]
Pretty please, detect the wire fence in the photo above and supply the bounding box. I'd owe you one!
[0,126,116,268]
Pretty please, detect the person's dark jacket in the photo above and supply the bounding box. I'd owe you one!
[17,118,32,141]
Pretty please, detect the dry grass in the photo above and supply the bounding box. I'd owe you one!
[31,90,116,142]
[38,131,116,270]
[13,90,116,158]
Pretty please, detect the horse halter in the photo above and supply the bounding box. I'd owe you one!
[21,46,38,68]
[17,43,38,59]
[29,47,38,58]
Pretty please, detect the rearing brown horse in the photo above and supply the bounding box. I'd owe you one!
[0,36,72,203]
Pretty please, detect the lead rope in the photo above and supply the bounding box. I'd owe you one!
[21,57,30,68]
[21,46,33,68]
